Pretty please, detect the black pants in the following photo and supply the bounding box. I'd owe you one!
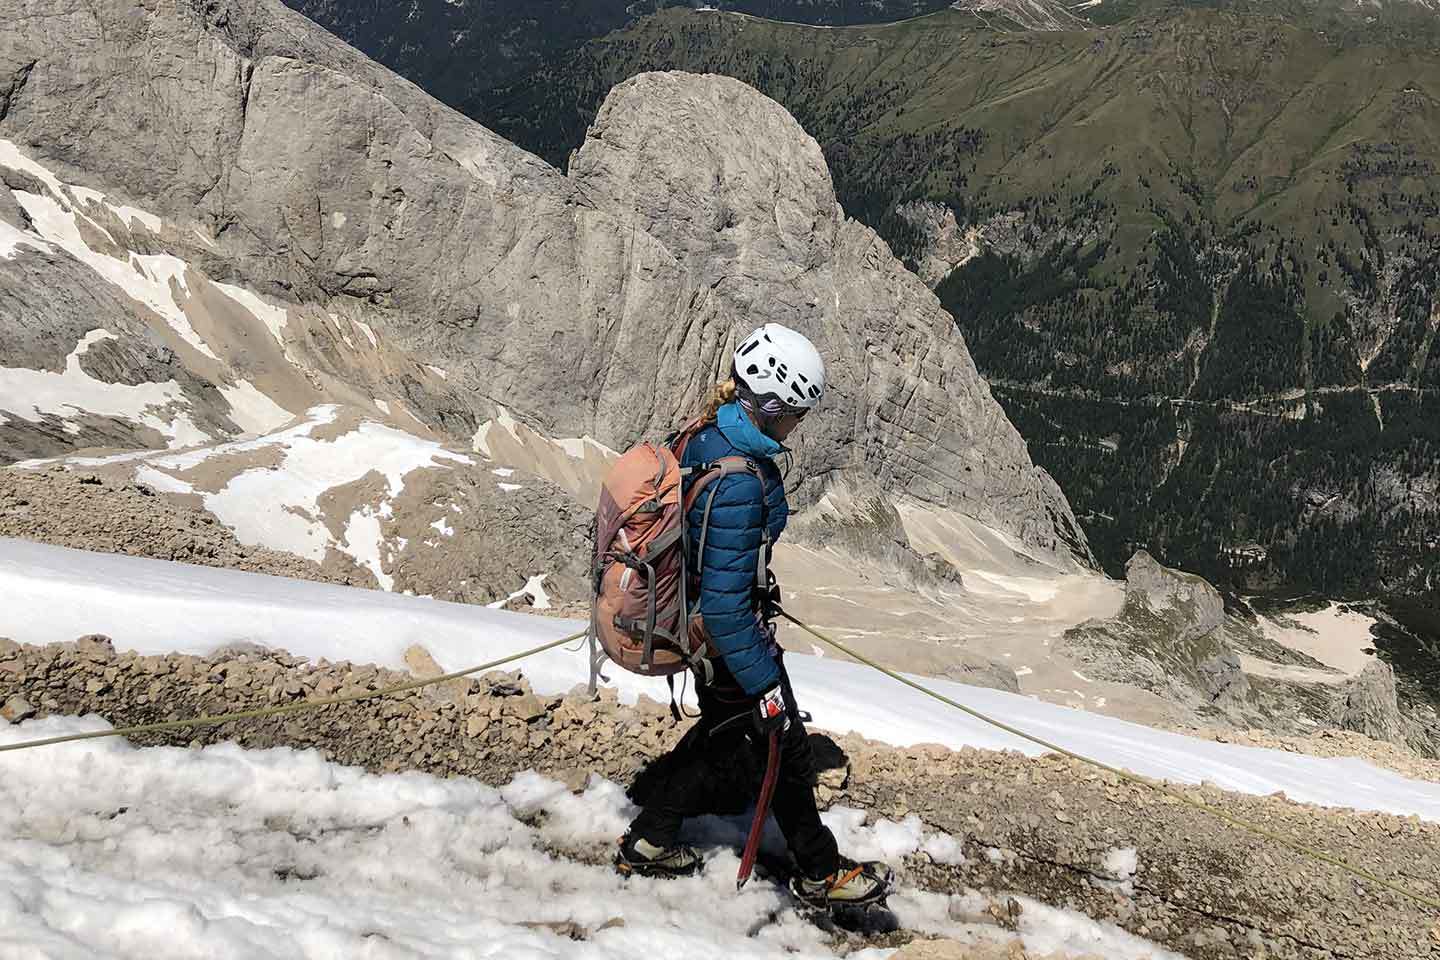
[626,658,839,879]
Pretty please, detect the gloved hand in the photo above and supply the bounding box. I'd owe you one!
[760,569,784,620]
[752,684,790,736]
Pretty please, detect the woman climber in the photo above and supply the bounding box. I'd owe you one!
[614,322,893,910]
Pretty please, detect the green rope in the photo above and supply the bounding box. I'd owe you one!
[778,609,1440,914]
[0,630,586,754]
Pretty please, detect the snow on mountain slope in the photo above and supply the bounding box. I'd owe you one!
[11,405,594,607]
[0,716,1180,960]
[0,138,461,466]
[3,536,1439,822]
[950,0,1088,31]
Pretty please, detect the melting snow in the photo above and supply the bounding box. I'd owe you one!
[132,464,197,496]
[213,280,290,353]
[487,573,552,611]
[343,508,391,589]
[0,216,51,259]
[0,329,209,448]
[135,406,472,580]
[472,405,618,463]
[16,189,219,361]
[0,140,216,361]
[352,318,378,348]
[4,539,1440,823]
[217,380,294,435]
[0,717,1180,959]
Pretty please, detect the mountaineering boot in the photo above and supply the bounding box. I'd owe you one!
[615,835,703,878]
[789,856,894,909]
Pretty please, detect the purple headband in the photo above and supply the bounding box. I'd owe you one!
[737,392,786,417]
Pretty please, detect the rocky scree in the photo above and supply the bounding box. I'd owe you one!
[0,466,374,586]
[3,636,1439,958]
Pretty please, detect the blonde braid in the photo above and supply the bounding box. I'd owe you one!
[698,378,738,423]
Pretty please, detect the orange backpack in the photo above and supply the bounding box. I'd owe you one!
[590,420,768,685]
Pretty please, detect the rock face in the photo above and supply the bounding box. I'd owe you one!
[569,73,1089,562]
[1332,661,1430,753]
[1058,551,1247,708]
[894,200,982,288]
[0,0,1089,566]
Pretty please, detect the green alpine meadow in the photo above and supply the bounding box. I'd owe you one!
[456,0,1440,605]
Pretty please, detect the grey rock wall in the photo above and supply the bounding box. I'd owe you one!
[0,0,1090,563]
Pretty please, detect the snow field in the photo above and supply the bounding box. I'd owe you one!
[0,715,1178,960]
[81,405,475,587]
[0,138,331,447]
[3,537,1440,824]
[0,329,209,448]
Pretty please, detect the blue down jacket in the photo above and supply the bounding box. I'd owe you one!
[681,402,789,696]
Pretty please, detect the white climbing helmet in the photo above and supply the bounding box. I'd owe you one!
[732,323,826,415]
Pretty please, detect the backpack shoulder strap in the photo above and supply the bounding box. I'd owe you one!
[685,455,772,600]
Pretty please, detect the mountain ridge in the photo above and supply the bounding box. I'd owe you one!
[0,0,1092,564]
[451,3,1440,601]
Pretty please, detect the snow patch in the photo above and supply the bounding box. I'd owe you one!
[0,329,210,448]
[921,831,968,865]
[132,465,195,496]
[487,573,552,611]
[472,404,618,464]
[427,364,448,380]
[343,508,391,590]
[15,190,219,361]
[373,398,391,416]
[492,467,515,477]
[139,407,470,580]
[213,281,290,354]
[4,540,1440,822]
[430,517,455,538]
[0,720,1182,960]
[498,482,523,492]
[352,319,378,348]
[1097,846,1139,896]
[217,380,294,435]
[0,216,51,259]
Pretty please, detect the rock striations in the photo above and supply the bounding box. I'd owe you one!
[0,0,1089,564]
